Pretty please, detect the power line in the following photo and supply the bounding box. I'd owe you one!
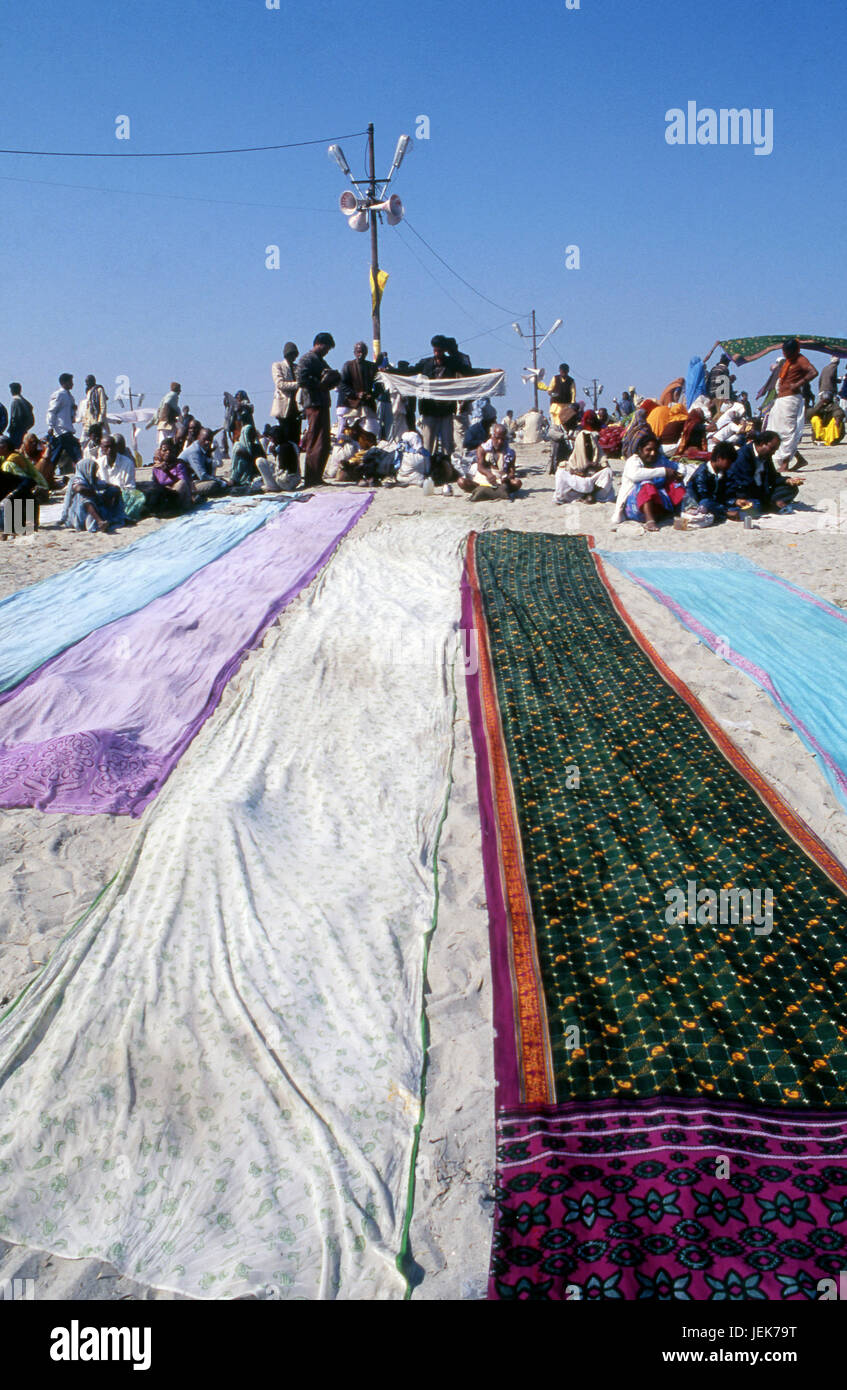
[458,319,520,344]
[0,131,369,158]
[392,227,490,328]
[0,172,334,214]
[400,218,526,317]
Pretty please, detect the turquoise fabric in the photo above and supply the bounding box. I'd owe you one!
[601,550,847,812]
[0,499,289,692]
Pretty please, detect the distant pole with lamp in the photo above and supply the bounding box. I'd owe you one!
[328,125,411,362]
[512,315,563,410]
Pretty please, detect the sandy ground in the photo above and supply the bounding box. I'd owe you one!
[2,433,846,1299]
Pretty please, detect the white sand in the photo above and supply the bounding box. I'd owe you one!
[2,436,846,1299]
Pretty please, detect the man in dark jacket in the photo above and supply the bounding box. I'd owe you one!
[296,333,340,487]
[725,431,802,513]
[337,341,380,433]
[409,335,471,459]
[679,442,735,526]
[8,384,34,448]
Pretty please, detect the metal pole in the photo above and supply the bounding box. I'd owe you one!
[531,309,538,411]
[367,123,381,362]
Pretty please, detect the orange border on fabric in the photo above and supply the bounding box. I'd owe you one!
[466,534,555,1105]
[589,539,847,897]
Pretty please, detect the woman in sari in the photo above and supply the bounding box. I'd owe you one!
[647,401,688,446]
[676,409,711,462]
[554,411,615,504]
[612,435,685,531]
[659,377,685,407]
[146,438,194,513]
[60,453,125,532]
[621,408,653,458]
[230,420,267,486]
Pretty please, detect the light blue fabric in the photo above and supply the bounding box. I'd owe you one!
[0,498,290,693]
[685,356,707,407]
[600,550,847,812]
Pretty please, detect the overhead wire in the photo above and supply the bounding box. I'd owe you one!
[401,217,527,318]
[0,171,334,214]
[0,132,370,158]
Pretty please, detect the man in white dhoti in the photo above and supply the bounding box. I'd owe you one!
[768,339,817,471]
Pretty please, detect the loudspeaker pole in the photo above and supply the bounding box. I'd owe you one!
[531,309,538,411]
[367,123,381,362]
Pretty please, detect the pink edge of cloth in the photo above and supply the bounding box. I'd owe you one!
[0,492,371,816]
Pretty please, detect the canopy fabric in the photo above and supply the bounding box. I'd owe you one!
[709,335,847,365]
[376,368,505,400]
[105,408,156,425]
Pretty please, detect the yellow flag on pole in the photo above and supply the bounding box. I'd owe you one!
[370,268,389,314]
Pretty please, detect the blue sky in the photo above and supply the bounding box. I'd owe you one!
[1,0,843,444]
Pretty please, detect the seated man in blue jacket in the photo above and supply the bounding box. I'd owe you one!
[678,441,735,527]
[724,430,802,516]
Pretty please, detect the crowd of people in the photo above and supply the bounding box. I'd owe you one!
[545,338,846,531]
[1,335,844,539]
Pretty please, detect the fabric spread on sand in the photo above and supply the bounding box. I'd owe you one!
[0,493,370,816]
[463,531,847,1300]
[601,551,847,815]
[0,498,291,694]
[0,513,475,1300]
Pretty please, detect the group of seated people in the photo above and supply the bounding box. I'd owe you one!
[323,402,521,502]
[552,401,803,531]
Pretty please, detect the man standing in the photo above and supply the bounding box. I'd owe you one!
[707,353,733,402]
[296,333,340,487]
[410,335,467,460]
[270,342,301,447]
[45,373,81,476]
[7,384,34,448]
[79,374,109,445]
[337,341,379,435]
[819,355,841,399]
[154,382,182,445]
[769,338,818,471]
[540,363,578,430]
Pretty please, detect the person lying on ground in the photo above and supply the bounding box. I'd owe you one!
[676,442,736,528]
[458,422,520,501]
[554,410,615,504]
[711,402,749,447]
[612,435,685,531]
[724,430,804,516]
